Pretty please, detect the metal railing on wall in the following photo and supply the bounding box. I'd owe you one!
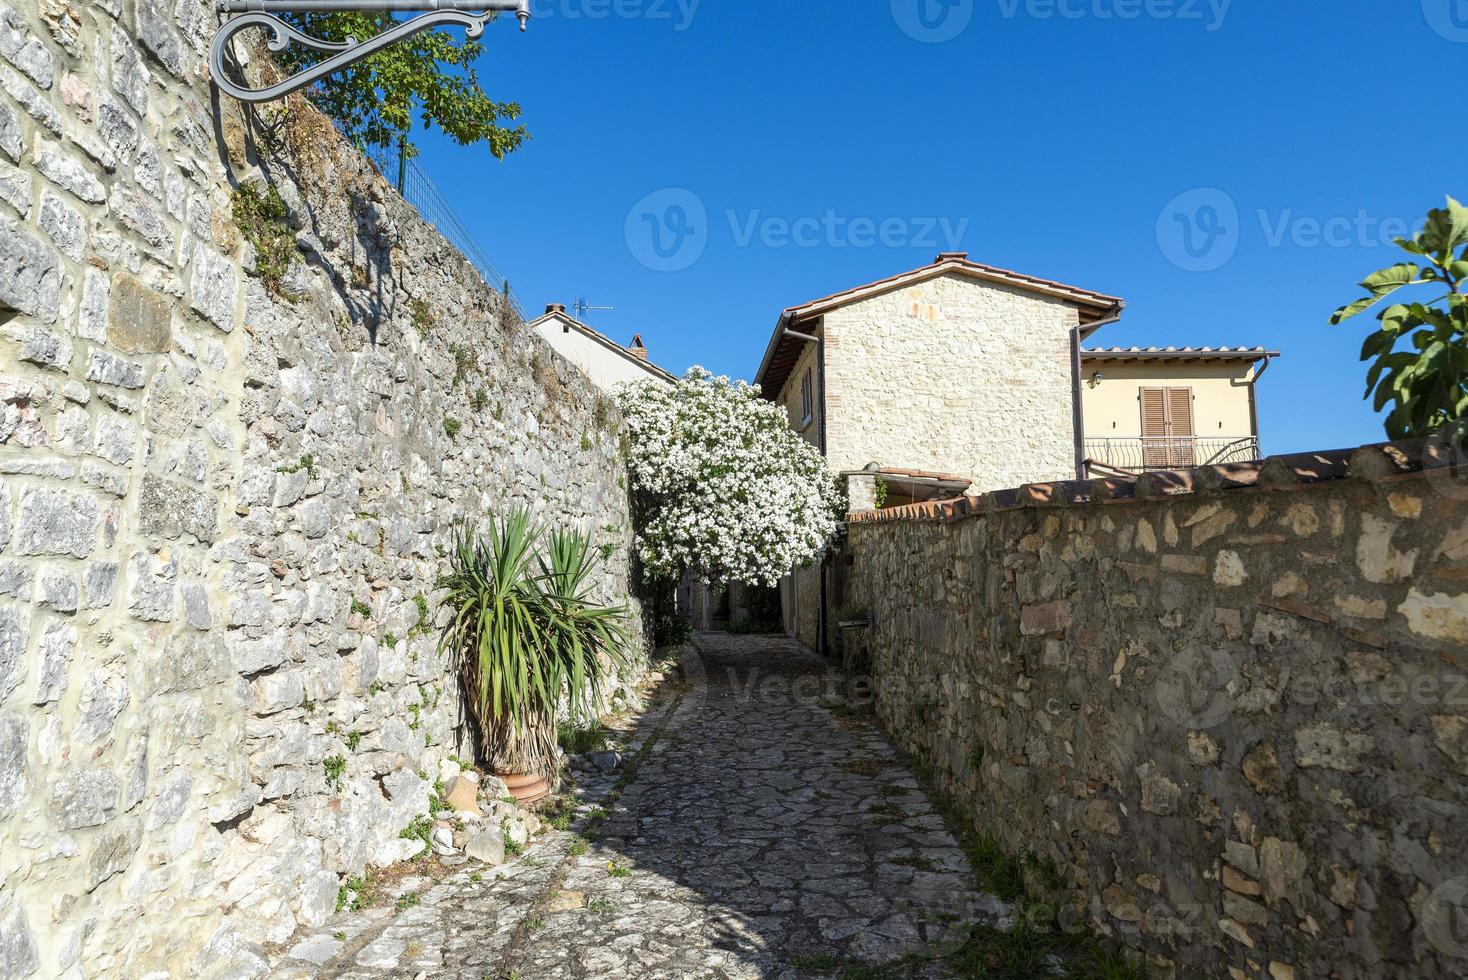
[1084,435,1262,471]
[362,141,526,322]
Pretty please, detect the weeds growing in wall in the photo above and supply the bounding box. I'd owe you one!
[231,181,298,299]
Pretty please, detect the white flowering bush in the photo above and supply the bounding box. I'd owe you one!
[616,367,844,586]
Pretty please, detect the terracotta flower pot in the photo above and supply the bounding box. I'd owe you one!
[498,769,550,804]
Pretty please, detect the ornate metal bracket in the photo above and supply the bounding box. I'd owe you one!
[210,0,530,103]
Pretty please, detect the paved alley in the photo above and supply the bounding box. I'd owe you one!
[273,634,1005,978]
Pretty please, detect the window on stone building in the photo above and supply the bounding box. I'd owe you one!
[799,368,813,427]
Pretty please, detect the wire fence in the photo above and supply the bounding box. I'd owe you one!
[363,142,526,322]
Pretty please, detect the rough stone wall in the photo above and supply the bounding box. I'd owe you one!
[0,2,639,976]
[822,272,1081,493]
[846,452,1468,978]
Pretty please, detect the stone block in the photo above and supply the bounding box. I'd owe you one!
[251,669,305,715]
[0,602,24,702]
[1019,599,1070,636]
[86,350,147,389]
[14,487,97,557]
[85,816,142,891]
[1293,723,1371,773]
[0,889,38,979]
[0,711,25,817]
[32,136,103,202]
[1135,760,1180,815]
[136,475,218,543]
[108,25,148,115]
[38,187,83,259]
[75,667,128,745]
[108,274,172,353]
[1398,589,1468,644]
[0,159,30,215]
[1160,553,1206,576]
[82,561,118,608]
[135,0,182,77]
[0,96,19,160]
[189,243,237,331]
[33,619,72,703]
[0,213,61,321]
[126,550,178,622]
[465,827,505,866]
[49,766,120,830]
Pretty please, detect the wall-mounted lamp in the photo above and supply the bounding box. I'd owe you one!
[1087,370,1104,388]
[209,0,530,104]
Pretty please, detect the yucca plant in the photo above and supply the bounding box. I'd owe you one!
[537,526,631,728]
[436,509,628,775]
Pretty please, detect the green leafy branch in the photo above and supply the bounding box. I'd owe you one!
[1331,196,1468,441]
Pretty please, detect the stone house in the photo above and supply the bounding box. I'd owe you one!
[529,303,678,392]
[752,252,1277,649]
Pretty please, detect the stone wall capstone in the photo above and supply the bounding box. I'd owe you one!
[0,2,640,975]
[845,444,1468,978]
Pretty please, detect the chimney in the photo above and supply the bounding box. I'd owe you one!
[627,334,649,362]
[935,251,968,263]
[545,303,566,315]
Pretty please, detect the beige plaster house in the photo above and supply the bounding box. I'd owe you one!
[1080,347,1276,472]
[752,252,1278,649]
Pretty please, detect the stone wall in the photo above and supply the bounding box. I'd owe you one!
[0,2,640,975]
[822,271,1082,493]
[845,443,1468,978]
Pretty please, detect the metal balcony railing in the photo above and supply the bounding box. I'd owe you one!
[1084,436,1262,472]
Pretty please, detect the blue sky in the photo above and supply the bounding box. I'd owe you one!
[412,0,1468,455]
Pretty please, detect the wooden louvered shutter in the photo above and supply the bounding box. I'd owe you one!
[1167,387,1195,466]
[1140,388,1168,468]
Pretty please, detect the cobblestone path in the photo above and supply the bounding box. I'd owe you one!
[274,633,1005,978]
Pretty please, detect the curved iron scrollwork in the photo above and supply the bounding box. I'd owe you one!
[210,0,529,104]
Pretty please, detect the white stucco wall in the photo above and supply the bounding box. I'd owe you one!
[532,317,672,392]
[816,272,1083,493]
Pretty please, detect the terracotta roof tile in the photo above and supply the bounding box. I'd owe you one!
[845,439,1445,523]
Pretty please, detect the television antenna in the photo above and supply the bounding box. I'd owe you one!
[572,297,614,321]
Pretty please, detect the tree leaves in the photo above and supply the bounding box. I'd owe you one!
[1330,264,1426,324]
[1332,197,1468,442]
[278,12,527,160]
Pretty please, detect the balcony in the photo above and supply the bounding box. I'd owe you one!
[1083,436,1262,474]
